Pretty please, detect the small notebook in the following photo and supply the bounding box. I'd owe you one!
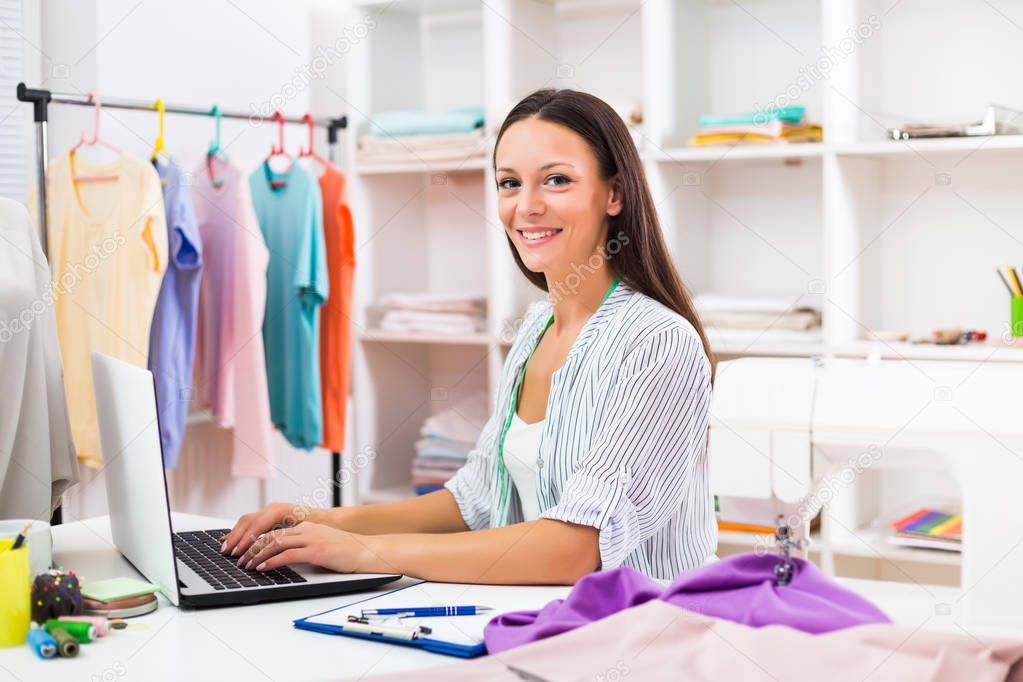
[81,577,162,602]
[294,580,568,658]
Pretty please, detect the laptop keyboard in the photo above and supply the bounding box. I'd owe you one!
[173,529,307,590]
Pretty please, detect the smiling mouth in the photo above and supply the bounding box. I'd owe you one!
[516,228,563,245]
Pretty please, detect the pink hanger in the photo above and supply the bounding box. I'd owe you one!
[70,92,122,183]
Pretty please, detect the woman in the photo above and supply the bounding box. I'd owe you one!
[221,89,717,584]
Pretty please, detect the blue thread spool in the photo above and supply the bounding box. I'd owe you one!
[26,627,58,658]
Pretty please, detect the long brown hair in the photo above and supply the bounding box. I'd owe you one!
[493,88,716,380]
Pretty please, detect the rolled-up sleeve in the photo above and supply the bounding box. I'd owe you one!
[541,326,711,570]
[443,409,501,530]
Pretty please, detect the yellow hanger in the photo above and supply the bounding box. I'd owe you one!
[151,98,169,162]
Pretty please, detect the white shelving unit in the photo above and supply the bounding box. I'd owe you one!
[341,0,1022,583]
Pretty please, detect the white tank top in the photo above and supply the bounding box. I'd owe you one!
[503,413,545,521]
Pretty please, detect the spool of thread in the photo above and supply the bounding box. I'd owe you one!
[26,628,58,659]
[43,618,94,643]
[48,627,78,657]
[58,615,109,637]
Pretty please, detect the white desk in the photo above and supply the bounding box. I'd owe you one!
[0,513,968,682]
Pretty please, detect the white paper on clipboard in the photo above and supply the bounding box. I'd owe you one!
[302,581,570,646]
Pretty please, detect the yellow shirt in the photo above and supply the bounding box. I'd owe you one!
[33,152,167,467]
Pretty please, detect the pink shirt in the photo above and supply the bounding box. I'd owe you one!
[191,158,274,478]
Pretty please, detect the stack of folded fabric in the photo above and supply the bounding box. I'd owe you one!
[688,105,822,146]
[377,292,486,337]
[413,393,488,495]
[357,107,486,164]
[694,291,823,347]
[889,508,962,552]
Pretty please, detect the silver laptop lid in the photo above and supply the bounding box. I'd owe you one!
[91,351,181,606]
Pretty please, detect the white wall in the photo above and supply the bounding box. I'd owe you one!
[25,0,363,521]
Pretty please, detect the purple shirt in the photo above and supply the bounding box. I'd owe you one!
[148,157,202,468]
[484,553,891,653]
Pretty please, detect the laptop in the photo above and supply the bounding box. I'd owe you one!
[91,351,402,608]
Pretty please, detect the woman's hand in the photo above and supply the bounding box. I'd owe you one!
[219,502,319,557]
[236,521,376,573]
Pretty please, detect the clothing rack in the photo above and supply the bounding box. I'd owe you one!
[15,82,349,517]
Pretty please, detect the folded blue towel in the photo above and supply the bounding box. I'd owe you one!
[370,107,485,136]
[699,105,805,127]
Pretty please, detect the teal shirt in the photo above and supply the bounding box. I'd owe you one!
[249,162,329,450]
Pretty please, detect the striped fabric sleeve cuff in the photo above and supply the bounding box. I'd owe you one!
[443,464,491,531]
[540,472,639,571]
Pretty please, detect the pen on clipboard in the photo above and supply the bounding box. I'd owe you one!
[341,617,428,640]
[361,605,494,618]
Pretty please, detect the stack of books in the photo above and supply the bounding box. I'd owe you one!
[688,105,822,146]
[889,508,962,552]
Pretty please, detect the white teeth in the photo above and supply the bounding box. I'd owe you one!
[522,230,557,241]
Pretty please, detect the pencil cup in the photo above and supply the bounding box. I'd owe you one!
[1012,297,1023,337]
[0,538,31,647]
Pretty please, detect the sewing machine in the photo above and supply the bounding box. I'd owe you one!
[708,356,1023,630]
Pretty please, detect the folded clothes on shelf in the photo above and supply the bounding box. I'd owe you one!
[705,327,824,349]
[412,393,488,494]
[358,129,488,164]
[375,292,487,336]
[369,107,485,136]
[358,107,487,164]
[689,105,822,146]
[379,310,484,336]
[695,291,823,349]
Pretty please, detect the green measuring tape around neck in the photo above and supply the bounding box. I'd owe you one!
[494,275,621,527]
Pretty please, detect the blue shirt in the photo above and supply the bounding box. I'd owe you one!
[444,282,716,579]
[149,157,203,468]
[249,162,328,450]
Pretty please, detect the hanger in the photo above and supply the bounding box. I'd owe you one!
[69,91,121,183]
[297,113,328,177]
[206,104,229,188]
[265,111,292,188]
[150,98,171,170]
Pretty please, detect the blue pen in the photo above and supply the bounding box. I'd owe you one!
[361,605,493,617]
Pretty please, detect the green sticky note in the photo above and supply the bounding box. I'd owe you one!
[81,577,161,602]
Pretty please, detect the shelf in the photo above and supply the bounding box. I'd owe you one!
[359,330,493,346]
[834,135,1023,159]
[357,0,480,14]
[354,157,488,176]
[829,527,961,568]
[717,528,960,567]
[711,342,826,358]
[833,341,1023,364]
[652,144,825,164]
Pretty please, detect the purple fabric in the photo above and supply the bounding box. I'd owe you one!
[484,553,891,654]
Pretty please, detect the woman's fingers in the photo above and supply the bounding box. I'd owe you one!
[222,508,278,556]
[221,515,260,556]
[255,548,312,572]
[219,518,248,556]
[240,527,306,570]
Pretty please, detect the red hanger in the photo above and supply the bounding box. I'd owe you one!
[265,111,292,188]
[298,113,328,176]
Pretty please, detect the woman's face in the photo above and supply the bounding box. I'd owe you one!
[494,117,621,279]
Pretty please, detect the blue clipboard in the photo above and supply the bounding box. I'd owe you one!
[292,581,487,658]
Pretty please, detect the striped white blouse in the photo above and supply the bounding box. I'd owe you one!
[444,281,716,580]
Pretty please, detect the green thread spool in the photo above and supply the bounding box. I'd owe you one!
[1011,297,1023,337]
[48,627,78,657]
[44,619,93,643]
